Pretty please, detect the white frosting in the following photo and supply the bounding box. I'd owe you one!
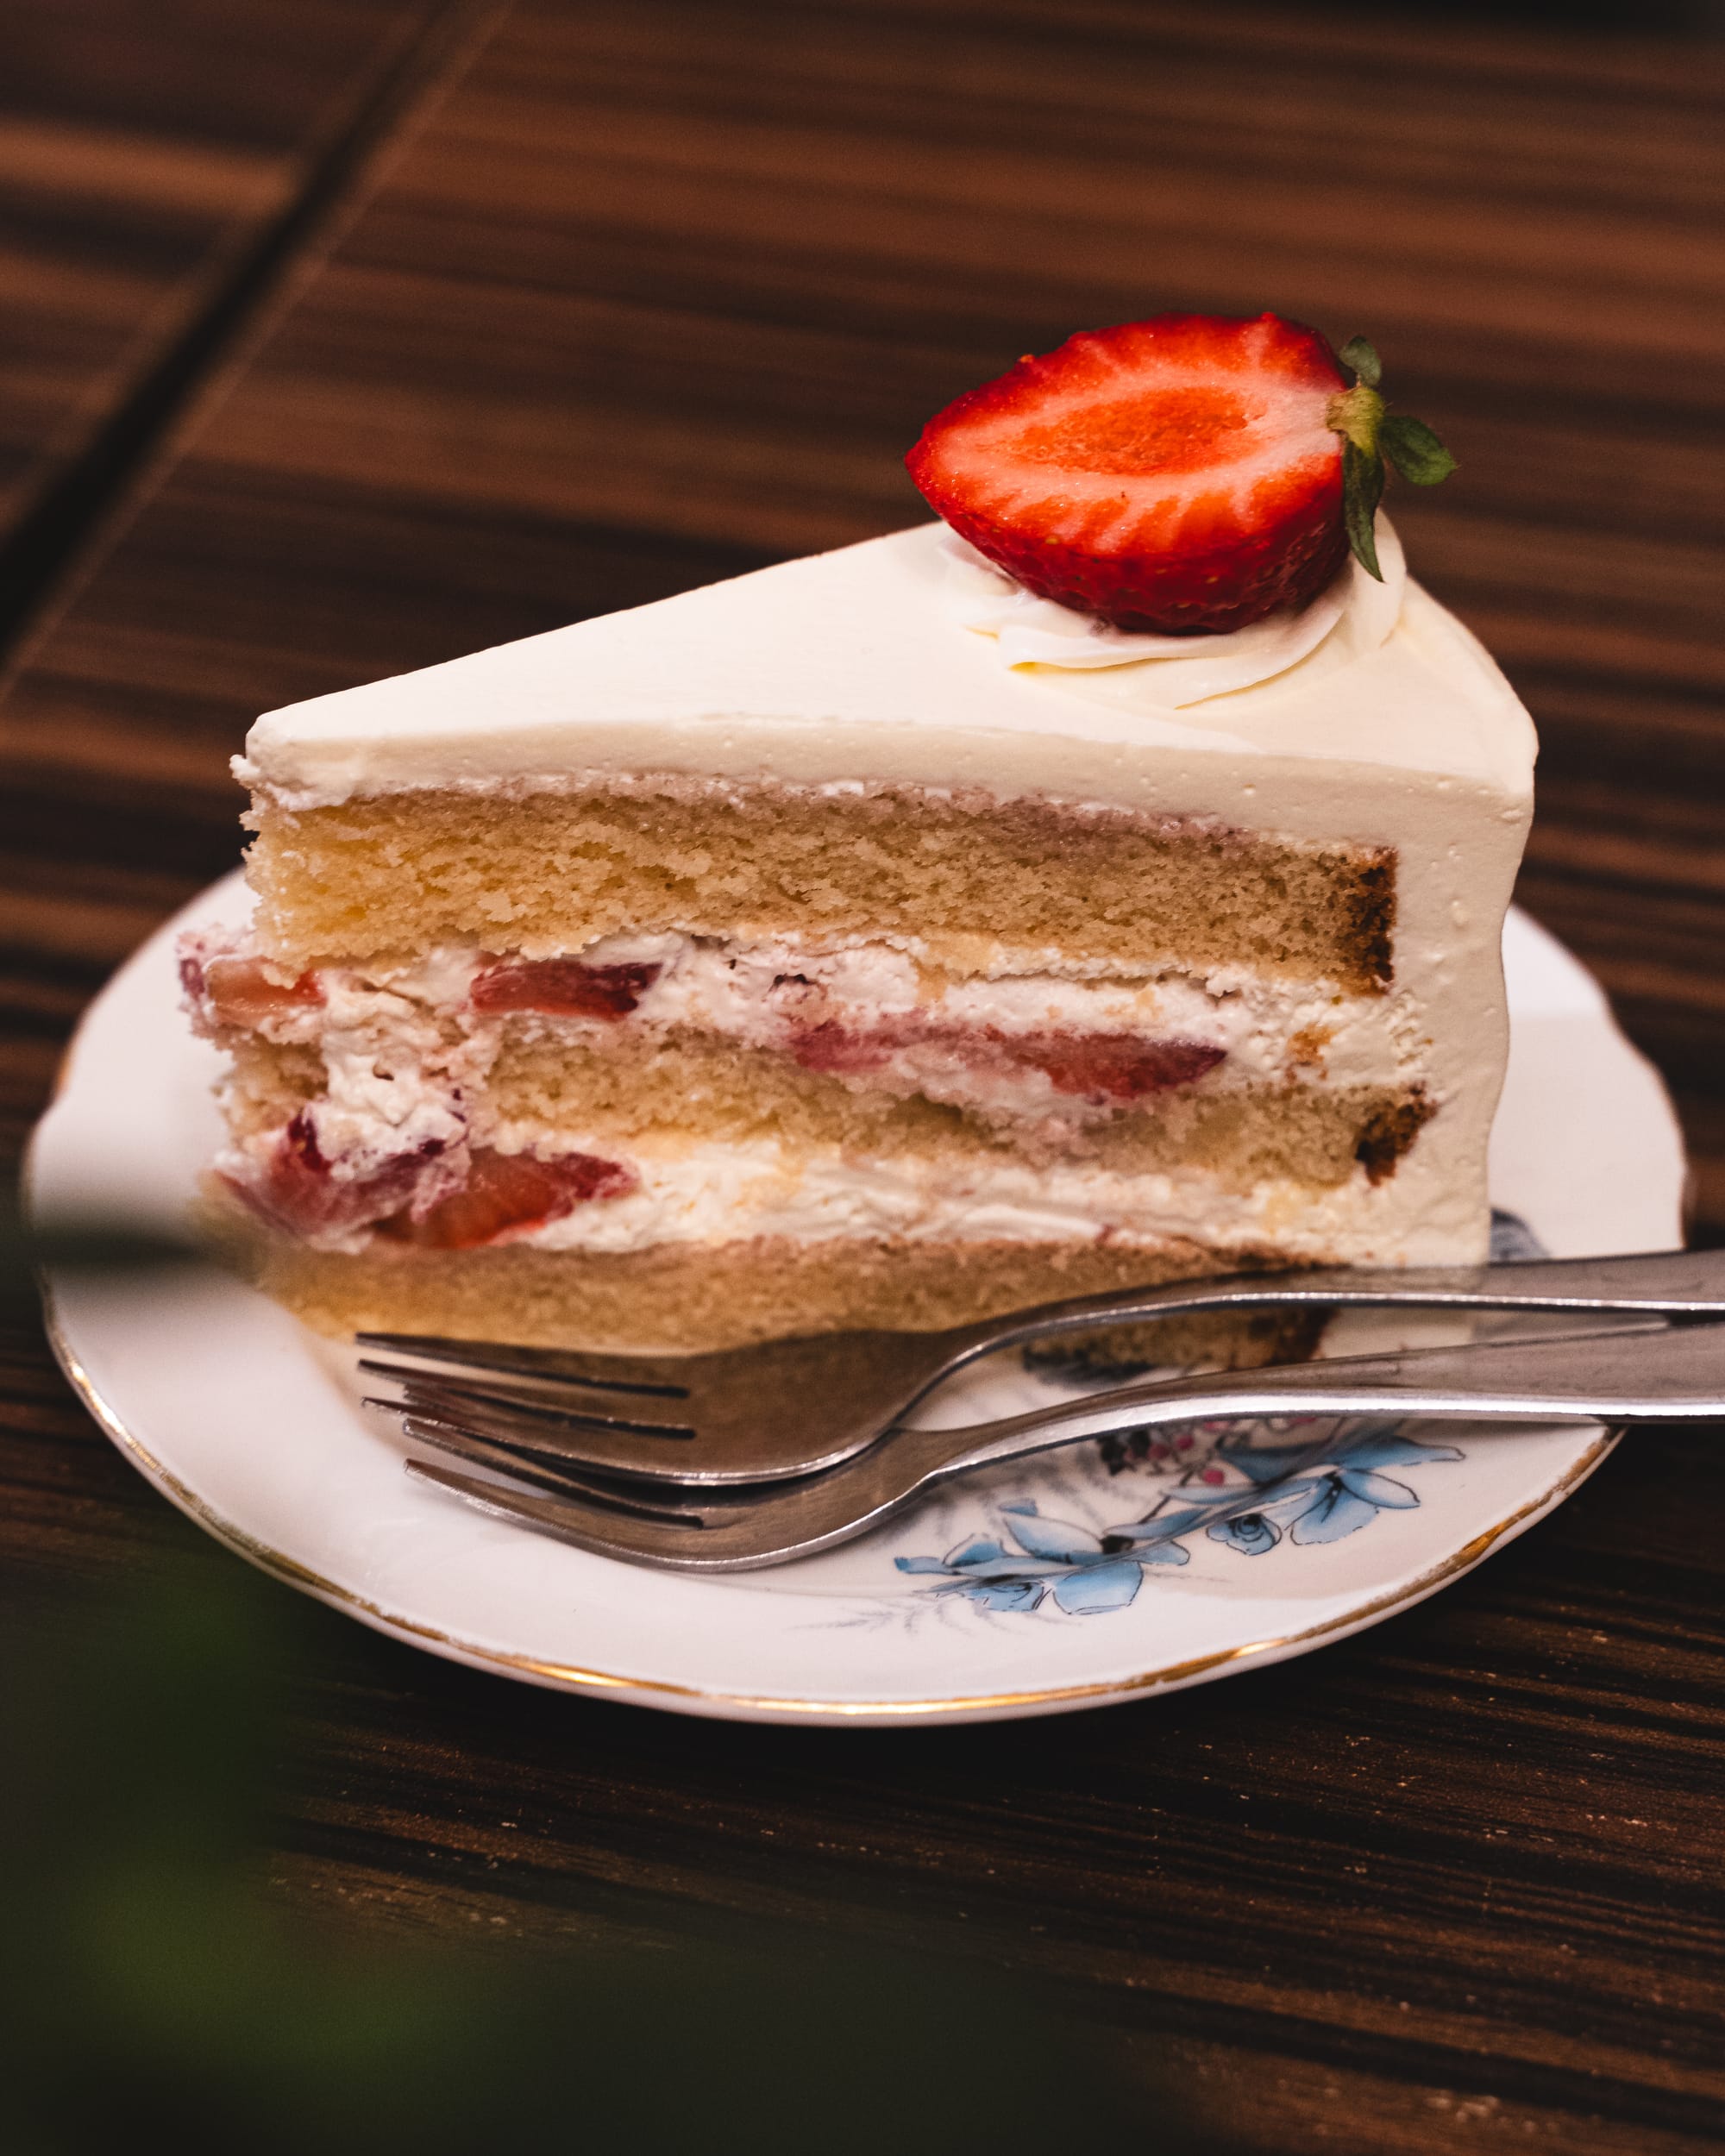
[239,518,1533,817]
[939,519,1406,700]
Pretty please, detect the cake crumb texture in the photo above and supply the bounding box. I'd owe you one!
[219,1209,1327,1358]
[489,1031,1431,1188]
[226,1025,1434,1189]
[245,780,1396,990]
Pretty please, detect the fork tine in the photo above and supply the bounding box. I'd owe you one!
[406,1457,724,1551]
[354,1331,692,1399]
[361,1363,697,1439]
[370,1391,695,1473]
[398,1417,714,1524]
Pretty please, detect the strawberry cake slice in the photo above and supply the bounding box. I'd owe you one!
[190,313,1534,1359]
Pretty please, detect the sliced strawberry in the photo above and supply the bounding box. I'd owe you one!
[1016,1033,1226,1101]
[906,312,1353,633]
[186,954,324,1028]
[788,1017,1224,1102]
[471,956,662,1019]
[378,1147,637,1250]
[233,1113,442,1238]
[787,1020,897,1076]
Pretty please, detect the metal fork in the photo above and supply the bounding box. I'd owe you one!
[361,1247,1725,1486]
[400,1320,1725,1571]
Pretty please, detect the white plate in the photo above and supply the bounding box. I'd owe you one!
[29,879,1685,1726]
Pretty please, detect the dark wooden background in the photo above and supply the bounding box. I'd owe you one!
[2,3,1722,2147]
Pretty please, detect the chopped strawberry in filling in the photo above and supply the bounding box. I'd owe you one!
[232,1119,635,1248]
[229,1112,441,1238]
[184,954,324,1028]
[1014,1033,1227,1100]
[788,1018,1225,1103]
[376,1147,637,1250]
[471,956,661,1018]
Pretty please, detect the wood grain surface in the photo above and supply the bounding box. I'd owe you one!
[2,4,1722,2149]
[0,0,474,639]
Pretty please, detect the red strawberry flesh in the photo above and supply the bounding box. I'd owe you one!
[228,1112,440,1238]
[906,312,1351,634]
[378,1147,636,1249]
[1013,386,1255,477]
[789,1017,1224,1104]
[234,1119,637,1250]
[472,956,661,1019]
[1021,1033,1227,1101]
[188,954,324,1028]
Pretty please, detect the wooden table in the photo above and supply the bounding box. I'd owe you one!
[3,5,1722,2147]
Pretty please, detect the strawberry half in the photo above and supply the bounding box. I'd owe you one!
[906,313,1451,635]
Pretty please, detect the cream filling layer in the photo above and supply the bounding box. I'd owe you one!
[528,931,1424,1091]
[186,925,1432,1181]
[479,1130,1456,1268]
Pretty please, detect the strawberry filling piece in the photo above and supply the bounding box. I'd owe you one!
[184,954,324,1028]
[377,1147,636,1250]
[231,1112,437,1238]
[471,956,662,1018]
[788,1018,1225,1103]
[1010,1033,1228,1100]
[233,1114,635,1249]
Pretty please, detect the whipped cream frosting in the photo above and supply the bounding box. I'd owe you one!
[240,518,1532,818]
[940,519,1406,702]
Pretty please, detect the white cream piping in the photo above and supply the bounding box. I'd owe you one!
[939,517,1406,703]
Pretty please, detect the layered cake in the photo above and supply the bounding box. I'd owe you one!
[185,313,1536,1356]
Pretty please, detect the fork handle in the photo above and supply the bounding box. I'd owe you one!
[916,1319,1725,1485]
[935,1246,1723,1369]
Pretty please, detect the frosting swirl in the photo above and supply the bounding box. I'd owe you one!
[942,517,1407,709]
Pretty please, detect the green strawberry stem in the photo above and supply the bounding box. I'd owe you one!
[1326,336,1457,580]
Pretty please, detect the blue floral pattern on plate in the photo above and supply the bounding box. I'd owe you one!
[894,1420,1462,1616]
[892,1208,1539,1620]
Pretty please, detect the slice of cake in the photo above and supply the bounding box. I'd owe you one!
[185,313,1535,1358]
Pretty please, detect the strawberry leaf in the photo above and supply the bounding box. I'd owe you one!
[1381,413,1458,486]
[1339,335,1382,389]
[1326,336,1456,577]
[1341,440,1383,580]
